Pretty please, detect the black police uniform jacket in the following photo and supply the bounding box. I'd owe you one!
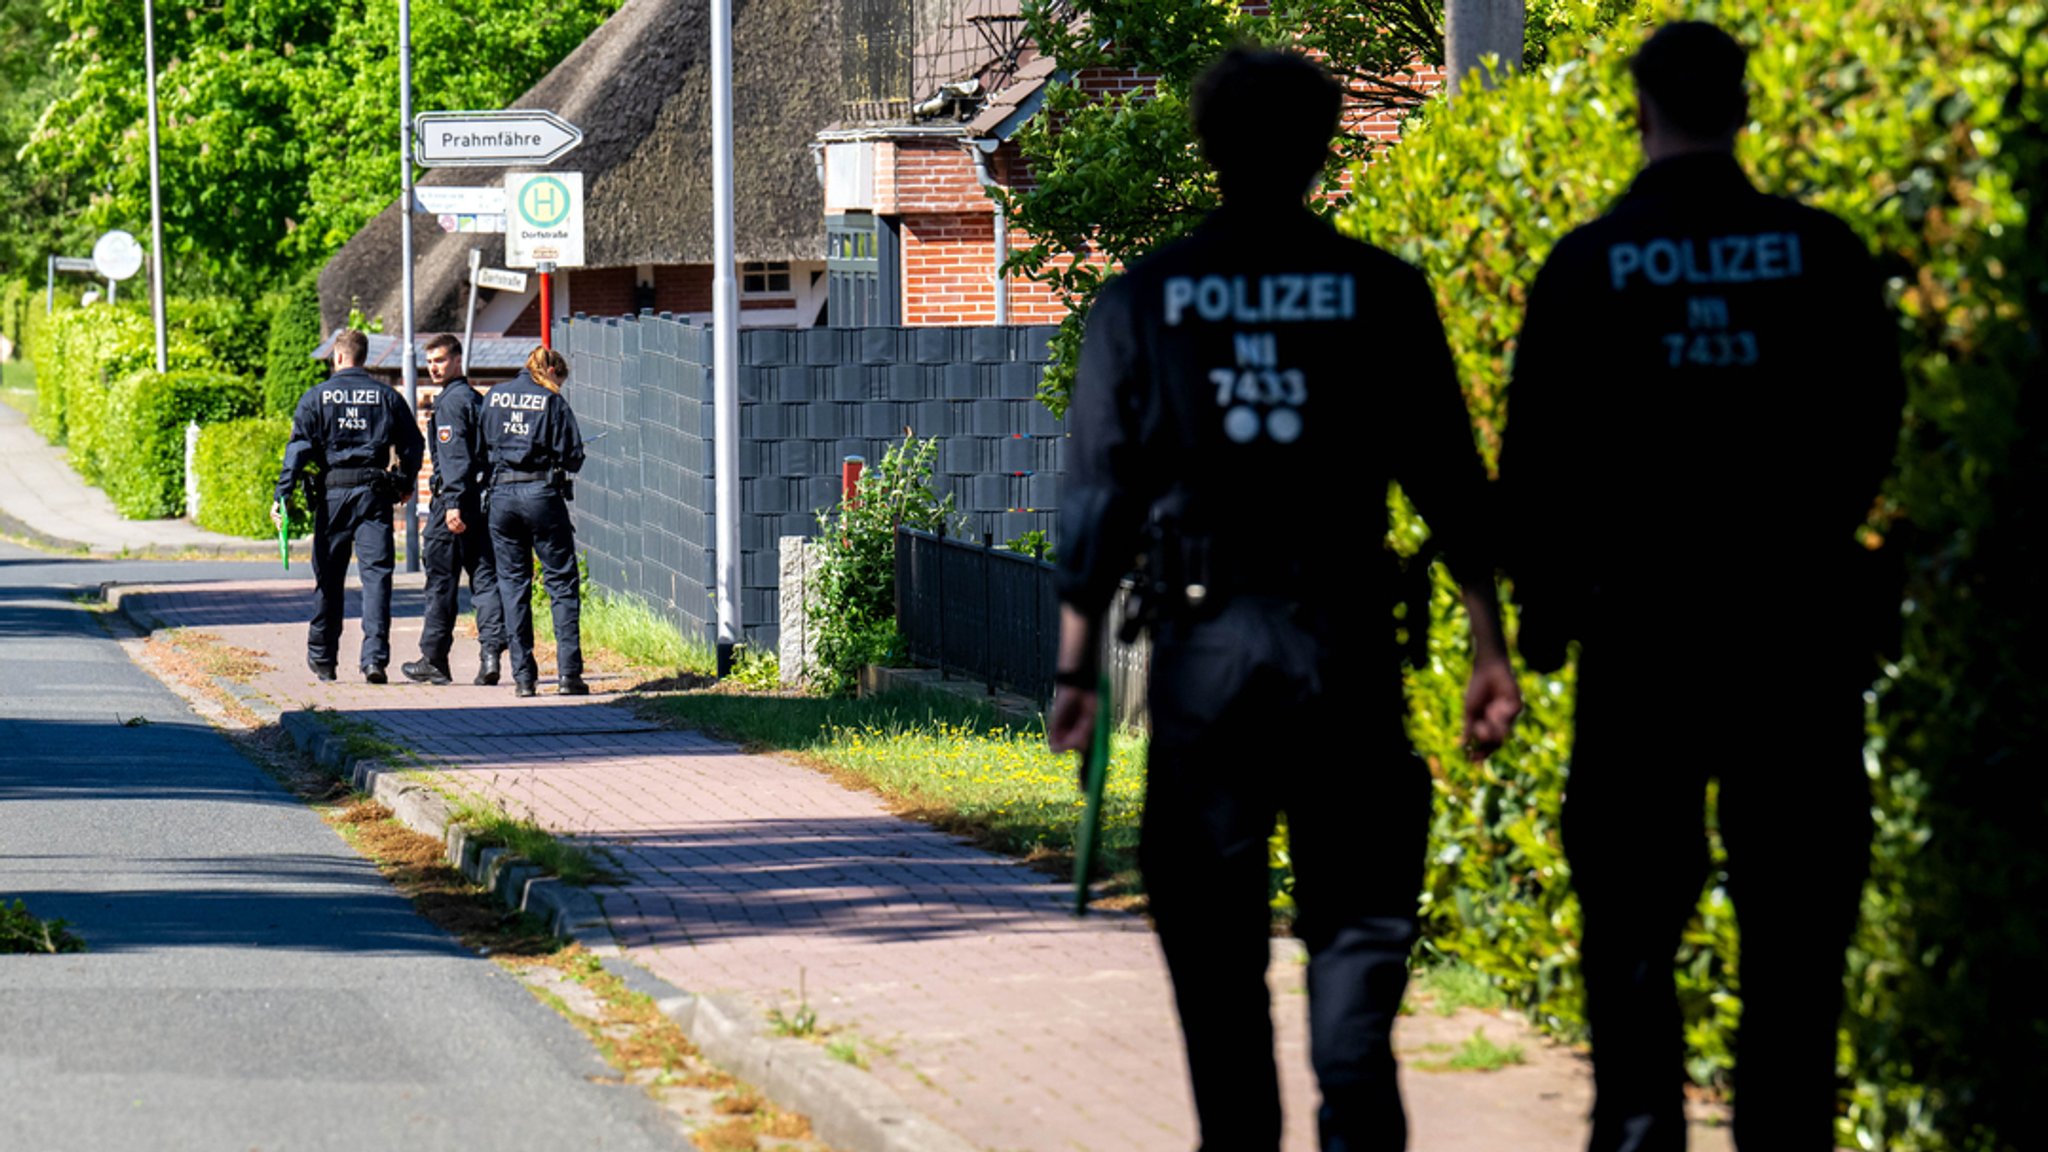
[467,370,585,492]
[276,366,425,503]
[1497,152,1906,670]
[1056,200,1495,629]
[427,376,492,519]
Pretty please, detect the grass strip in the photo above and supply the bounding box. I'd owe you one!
[637,687,1149,891]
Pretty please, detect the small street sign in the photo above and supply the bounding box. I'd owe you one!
[413,111,583,168]
[435,214,507,234]
[504,172,585,268]
[413,186,504,214]
[51,257,97,273]
[475,268,529,292]
[92,231,145,280]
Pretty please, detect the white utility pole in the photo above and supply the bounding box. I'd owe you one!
[398,0,421,572]
[142,0,168,372]
[1446,0,1526,96]
[710,0,742,675]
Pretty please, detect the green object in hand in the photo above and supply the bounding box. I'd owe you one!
[276,502,289,570]
[1072,672,1112,917]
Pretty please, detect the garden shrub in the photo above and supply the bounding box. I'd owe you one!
[262,268,326,417]
[102,369,261,518]
[810,436,961,693]
[194,416,301,538]
[1343,1,2048,1146]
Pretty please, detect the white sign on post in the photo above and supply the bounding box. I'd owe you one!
[475,268,529,292]
[413,111,583,168]
[504,172,584,268]
[413,186,505,214]
[92,231,145,281]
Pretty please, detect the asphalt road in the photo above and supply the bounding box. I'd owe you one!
[0,541,688,1151]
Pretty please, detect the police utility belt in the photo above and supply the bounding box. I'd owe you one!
[322,467,384,490]
[1116,521,1318,643]
[489,466,574,500]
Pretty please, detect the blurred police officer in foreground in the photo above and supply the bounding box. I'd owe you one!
[402,334,507,686]
[471,346,586,698]
[1497,22,1906,1151]
[1046,47,1522,1152]
[274,328,426,684]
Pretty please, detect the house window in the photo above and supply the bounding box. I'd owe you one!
[742,261,792,295]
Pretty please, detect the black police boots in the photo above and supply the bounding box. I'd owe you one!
[558,675,590,696]
[402,660,452,686]
[308,658,337,682]
[475,648,502,687]
[364,666,388,685]
[514,679,537,698]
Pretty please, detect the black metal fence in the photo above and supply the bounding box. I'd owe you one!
[895,525,1058,703]
[894,525,1150,728]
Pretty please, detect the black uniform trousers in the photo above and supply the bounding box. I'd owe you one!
[1140,597,1426,1152]
[419,494,506,668]
[308,482,396,672]
[1567,624,1872,1152]
[487,481,583,686]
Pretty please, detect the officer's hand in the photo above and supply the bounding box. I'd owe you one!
[1047,684,1098,765]
[270,500,284,529]
[1461,654,1522,762]
[445,508,466,534]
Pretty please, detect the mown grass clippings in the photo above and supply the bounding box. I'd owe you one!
[152,626,273,683]
[0,898,85,954]
[631,687,1148,901]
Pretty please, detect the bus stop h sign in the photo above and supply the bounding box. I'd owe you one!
[505,172,584,268]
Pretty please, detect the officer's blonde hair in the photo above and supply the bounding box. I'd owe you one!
[526,347,569,393]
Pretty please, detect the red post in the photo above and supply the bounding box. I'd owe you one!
[842,455,865,508]
[538,270,553,349]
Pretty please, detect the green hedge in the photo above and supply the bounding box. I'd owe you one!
[31,304,216,481]
[195,416,302,538]
[262,268,326,417]
[102,370,261,519]
[1345,2,2046,1147]
[0,278,27,355]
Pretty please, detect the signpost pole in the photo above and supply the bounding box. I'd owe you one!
[537,261,555,350]
[463,248,481,362]
[143,0,168,373]
[398,0,420,573]
[711,0,741,676]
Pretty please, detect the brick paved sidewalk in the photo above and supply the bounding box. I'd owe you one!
[116,576,1713,1152]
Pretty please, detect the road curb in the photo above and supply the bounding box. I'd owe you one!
[105,578,984,1152]
[276,706,980,1152]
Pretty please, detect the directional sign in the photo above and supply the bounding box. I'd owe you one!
[436,214,507,234]
[92,231,144,281]
[413,111,583,168]
[51,257,97,273]
[475,268,529,292]
[412,186,504,214]
[504,172,585,268]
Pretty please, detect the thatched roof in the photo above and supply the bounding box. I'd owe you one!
[321,0,841,333]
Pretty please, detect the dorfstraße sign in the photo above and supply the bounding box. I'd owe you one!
[413,110,583,168]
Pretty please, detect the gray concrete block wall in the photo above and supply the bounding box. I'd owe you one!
[562,313,1065,654]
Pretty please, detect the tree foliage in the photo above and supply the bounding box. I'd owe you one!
[1003,0,1630,413]
[15,0,619,289]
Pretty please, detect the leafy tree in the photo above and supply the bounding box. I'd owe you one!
[17,0,619,289]
[1002,0,1630,413]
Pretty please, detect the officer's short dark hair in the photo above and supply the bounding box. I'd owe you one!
[333,329,368,367]
[423,333,462,358]
[1191,47,1341,192]
[1630,22,1749,140]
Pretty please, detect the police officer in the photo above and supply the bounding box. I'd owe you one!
[1496,23,1907,1151]
[275,328,426,684]
[402,334,507,686]
[473,346,586,698]
[1046,48,1522,1152]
